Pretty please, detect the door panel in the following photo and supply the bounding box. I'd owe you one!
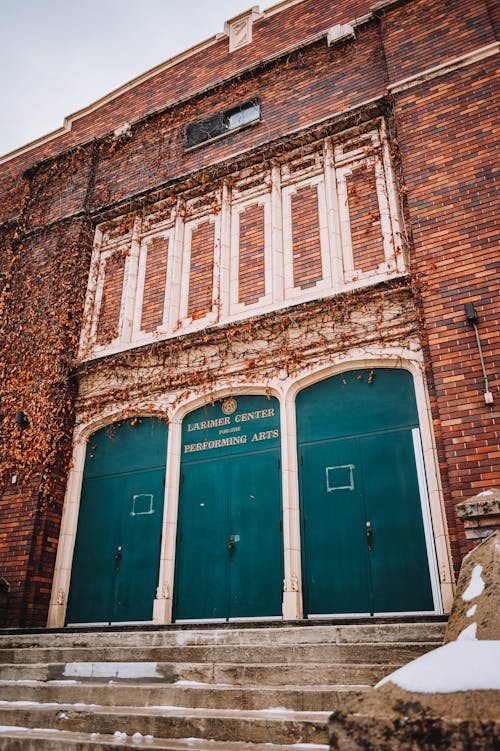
[297,369,435,617]
[174,450,283,621]
[66,475,122,624]
[361,431,434,612]
[300,439,371,616]
[229,451,283,618]
[174,460,228,620]
[113,469,165,622]
[67,418,168,625]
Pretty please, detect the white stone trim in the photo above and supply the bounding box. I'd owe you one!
[225,7,263,53]
[167,202,186,333]
[389,42,500,94]
[323,139,344,288]
[412,427,443,612]
[370,0,402,11]
[121,217,142,344]
[77,227,103,360]
[327,23,356,46]
[379,119,407,272]
[47,433,87,628]
[271,165,285,302]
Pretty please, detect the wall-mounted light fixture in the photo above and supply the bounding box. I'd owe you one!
[464,302,494,405]
[15,410,29,429]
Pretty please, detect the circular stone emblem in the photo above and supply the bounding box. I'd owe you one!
[222,397,237,416]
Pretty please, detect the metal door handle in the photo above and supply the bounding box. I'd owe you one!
[228,534,235,560]
[366,521,373,551]
[115,545,123,570]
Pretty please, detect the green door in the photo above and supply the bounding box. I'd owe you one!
[174,396,283,621]
[173,459,228,620]
[66,418,168,624]
[297,369,434,616]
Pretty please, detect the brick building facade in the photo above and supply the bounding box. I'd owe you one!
[0,0,498,627]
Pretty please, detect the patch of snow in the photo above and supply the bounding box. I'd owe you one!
[478,491,494,496]
[32,728,63,734]
[145,736,154,743]
[0,701,56,706]
[132,732,143,743]
[113,730,128,741]
[117,663,160,679]
[148,705,179,711]
[462,564,485,602]
[457,622,477,641]
[0,726,29,733]
[175,680,211,686]
[0,680,43,685]
[90,733,99,740]
[466,604,477,618]
[64,662,160,679]
[376,640,500,693]
[56,711,69,720]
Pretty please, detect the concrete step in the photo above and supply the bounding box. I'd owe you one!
[0,726,329,751]
[0,641,432,665]
[0,680,368,711]
[0,620,446,650]
[0,619,445,750]
[0,659,398,685]
[0,704,330,745]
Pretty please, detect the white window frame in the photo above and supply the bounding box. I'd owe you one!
[282,173,332,301]
[133,226,176,341]
[229,191,273,316]
[178,210,221,330]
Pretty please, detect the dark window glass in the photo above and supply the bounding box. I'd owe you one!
[186,99,260,148]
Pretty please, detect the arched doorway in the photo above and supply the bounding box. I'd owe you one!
[173,395,283,621]
[66,418,168,624]
[296,368,434,616]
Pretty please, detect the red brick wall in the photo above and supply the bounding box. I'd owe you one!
[188,220,215,319]
[380,0,496,84]
[238,203,266,305]
[96,252,126,344]
[0,220,90,626]
[141,236,169,332]
[346,165,385,275]
[291,185,323,289]
[0,480,40,626]
[391,55,500,570]
[88,25,385,213]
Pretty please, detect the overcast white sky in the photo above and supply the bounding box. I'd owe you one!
[1,0,266,157]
